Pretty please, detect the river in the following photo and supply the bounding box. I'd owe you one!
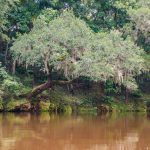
[0,113,150,150]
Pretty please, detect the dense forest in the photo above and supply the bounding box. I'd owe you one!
[0,0,150,113]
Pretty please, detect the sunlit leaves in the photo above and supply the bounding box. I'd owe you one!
[11,10,93,78]
[75,30,145,90]
[11,9,145,90]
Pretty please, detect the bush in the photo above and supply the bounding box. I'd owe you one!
[5,99,29,112]
[0,63,8,80]
[131,90,143,98]
[102,96,114,105]
[0,99,3,111]
[2,78,23,97]
[40,101,50,111]
[62,105,72,114]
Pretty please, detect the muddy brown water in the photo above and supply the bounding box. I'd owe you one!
[0,113,150,150]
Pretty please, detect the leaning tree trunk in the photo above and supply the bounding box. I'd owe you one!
[27,67,74,111]
[27,77,74,100]
[28,74,52,99]
[27,74,52,111]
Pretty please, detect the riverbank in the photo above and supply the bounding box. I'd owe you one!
[0,100,147,113]
[0,84,149,113]
[0,99,149,114]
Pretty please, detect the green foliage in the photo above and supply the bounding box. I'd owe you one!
[101,80,118,104]
[0,63,8,80]
[5,99,29,111]
[78,107,97,115]
[69,0,130,31]
[11,10,93,79]
[0,99,3,111]
[48,86,79,105]
[127,5,150,53]
[6,0,40,35]
[37,8,58,24]
[0,0,18,39]
[76,30,145,90]
[114,0,137,9]
[137,0,150,8]
[39,101,50,112]
[2,78,22,97]
[129,7,150,38]
[79,98,94,108]
[130,90,143,98]
[0,0,149,112]
[0,63,24,98]
[104,80,117,95]
[102,96,114,105]
[61,105,72,114]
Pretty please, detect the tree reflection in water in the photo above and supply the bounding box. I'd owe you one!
[0,113,150,150]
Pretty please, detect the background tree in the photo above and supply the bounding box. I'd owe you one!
[0,0,18,39]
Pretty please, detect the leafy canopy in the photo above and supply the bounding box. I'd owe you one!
[11,10,145,90]
[11,10,93,79]
[75,31,145,90]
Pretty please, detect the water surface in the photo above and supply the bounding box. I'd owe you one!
[0,113,150,150]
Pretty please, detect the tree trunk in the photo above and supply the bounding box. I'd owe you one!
[27,74,52,100]
[4,42,9,65]
[125,88,129,104]
[27,78,74,100]
[12,60,16,74]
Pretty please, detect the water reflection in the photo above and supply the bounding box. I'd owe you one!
[0,113,150,150]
